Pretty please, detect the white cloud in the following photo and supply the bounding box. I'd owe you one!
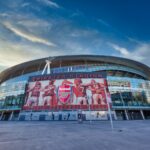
[17,19,51,28]
[108,43,130,56]
[0,40,63,70]
[97,18,110,27]
[0,13,10,17]
[109,42,150,66]
[21,2,30,7]
[0,38,95,71]
[69,29,98,38]
[3,22,55,47]
[38,0,60,8]
[127,37,141,44]
[61,41,93,55]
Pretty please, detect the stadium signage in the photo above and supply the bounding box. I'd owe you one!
[29,72,107,82]
[58,84,72,104]
[108,80,131,87]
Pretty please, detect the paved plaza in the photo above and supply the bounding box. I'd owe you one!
[0,120,150,150]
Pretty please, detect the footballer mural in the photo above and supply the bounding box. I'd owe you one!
[24,72,111,110]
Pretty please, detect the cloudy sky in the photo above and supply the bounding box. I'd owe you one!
[0,0,150,71]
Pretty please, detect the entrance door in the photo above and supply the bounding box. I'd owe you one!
[2,112,12,121]
[13,111,20,120]
[128,110,142,120]
[115,110,126,120]
[143,110,150,119]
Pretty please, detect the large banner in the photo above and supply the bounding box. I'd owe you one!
[23,72,111,110]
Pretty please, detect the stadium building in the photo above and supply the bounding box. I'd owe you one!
[0,55,150,121]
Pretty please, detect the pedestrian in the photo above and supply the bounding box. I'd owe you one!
[52,112,54,120]
[67,113,70,120]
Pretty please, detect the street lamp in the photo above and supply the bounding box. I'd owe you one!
[86,90,92,124]
[103,87,114,130]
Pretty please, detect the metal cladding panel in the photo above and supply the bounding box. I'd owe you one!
[28,71,107,82]
[0,55,150,84]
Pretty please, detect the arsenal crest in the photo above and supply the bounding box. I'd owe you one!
[57,85,72,104]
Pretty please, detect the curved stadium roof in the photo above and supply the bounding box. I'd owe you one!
[0,55,150,84]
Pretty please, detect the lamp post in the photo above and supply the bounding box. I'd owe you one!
[104,87,114,130]
[87,93,92,124]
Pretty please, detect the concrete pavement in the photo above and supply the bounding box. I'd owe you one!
[0,120,150,150]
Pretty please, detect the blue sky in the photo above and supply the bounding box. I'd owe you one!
[0,0,150,71]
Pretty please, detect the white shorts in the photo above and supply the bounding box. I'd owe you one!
[93,94,106,105]
[43,96,52,106]
[76,97,87,105]
[27,97,38,106]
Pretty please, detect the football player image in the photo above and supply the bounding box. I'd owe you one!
[89,79,106,105]
[42,80,56,106]
[25,84,31,104]
[73,78,89,105]
[26,81,42,106]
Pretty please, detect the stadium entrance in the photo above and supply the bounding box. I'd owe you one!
[143,110,150,119]
[1,111,12,121]
[0,110,20,121]
[115,110,127,120]
[127,110,143,120]
[115,109,145,120]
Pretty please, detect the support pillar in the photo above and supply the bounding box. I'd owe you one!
[0,111,4,121]
[124,109,129,120]
[9,111,14,121]
[18,111,21,121]
[140,110,145,120]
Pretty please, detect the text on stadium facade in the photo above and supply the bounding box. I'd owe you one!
[29,72,107,82]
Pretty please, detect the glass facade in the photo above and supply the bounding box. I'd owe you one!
[0,63,150,111]
[107,76,150,108]
[1,94,25,110]
[0,81,26,109]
